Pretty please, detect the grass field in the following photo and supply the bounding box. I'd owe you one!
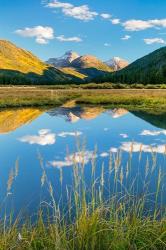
[0,87,166,109]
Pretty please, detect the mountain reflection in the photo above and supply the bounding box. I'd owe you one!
[0,108,44,133]
[0,106,165,134]
[47,106,128,122]
[132,110,166,130]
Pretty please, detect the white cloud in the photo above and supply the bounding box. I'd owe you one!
[151,19,166,27]
[121,35,131,40]
[15,26,54,44]
[111,19,120,25]
[56,35,82,42]
[63,5,98,21]
[47,1,72,8]
[46,1,98,21]
[39,129,51,135]
[123,20,153,31]
[18,129,56,146]
[15,25,82,44]
[140,130,166,136]
[48,150,96,168]
[110,147,118,153]
[101,13,112,19]
[104,43,111,47]
[67,151,96,164]
[100,152,109,158]
[123,19,166,31]
[36,37,48,44]
[121,141,166,154]
[100,140,166,156]
[144,38,166,45]
[18,129,83,145]
[58,131,82,137]
[120,133,128,138]
[48,160,72,168]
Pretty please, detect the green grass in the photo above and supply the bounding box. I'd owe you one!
[0,88,80,108]
[0,87,166,109]
[2,205,166,250]
[1,83,166,89]
[75,89,166,111]
[0,146,166,249]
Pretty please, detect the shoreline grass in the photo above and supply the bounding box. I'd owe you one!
[0,87,166,109]
[2,202,166,250]
[1,146,166,249]
[1,83,166,89]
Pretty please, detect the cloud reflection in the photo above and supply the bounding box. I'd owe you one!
[120,133,128,138]
[58,131,82,137]
[121,141,166,154]
[19,129,56,146]
[48,151,96,168]
[100,152,109,157]
[18,129,83,146]
[140,130,166,136]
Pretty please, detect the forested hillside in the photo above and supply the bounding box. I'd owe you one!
[96,46,166,85]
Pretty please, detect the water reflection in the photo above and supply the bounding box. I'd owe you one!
[0,108,43,133]
[0,106,165,133]
[48,106,128,122]
[132,110,166,129]
[0,105,165,217]
[18,129,56,146]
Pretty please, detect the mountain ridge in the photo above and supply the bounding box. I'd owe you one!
[47,51,80,68]
[0,40,76,84]
[1,39,166,85]
[47,52,114,80]
[104,46,166,84]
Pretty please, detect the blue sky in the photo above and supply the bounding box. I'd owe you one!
[1,0,166,62]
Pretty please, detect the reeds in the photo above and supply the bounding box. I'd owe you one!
[0,145,166,249]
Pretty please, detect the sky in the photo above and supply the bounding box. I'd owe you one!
[1,0,166,62]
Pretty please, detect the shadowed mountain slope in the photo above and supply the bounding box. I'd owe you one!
[0,40,80,84]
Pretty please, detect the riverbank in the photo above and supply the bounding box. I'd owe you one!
[0,87,166,109]
[1,203,166,249]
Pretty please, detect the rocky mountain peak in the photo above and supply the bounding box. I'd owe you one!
[46,51,80,67]
[105,57,129,71]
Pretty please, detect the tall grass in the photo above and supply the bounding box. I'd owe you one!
[0,145,166,249]
[0,87,166,109]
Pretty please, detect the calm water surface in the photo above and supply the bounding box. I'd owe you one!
[0,105,166,216]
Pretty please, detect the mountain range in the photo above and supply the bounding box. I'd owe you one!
[47,51,80,68]
[0,40,128,84]
[47,51,128,80]
[1,39,166,85]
